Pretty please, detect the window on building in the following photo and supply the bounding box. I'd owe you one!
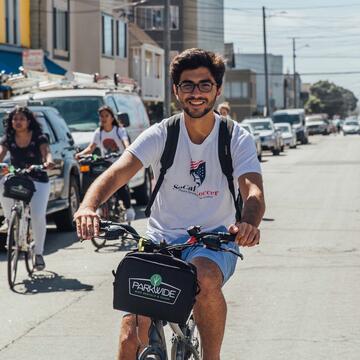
[155,54,162,79]
[145,51,152,78]
[241,82,248,98]
[136,6,179,31]
[102,14,114,57]
[5,0,19,45]
[225,81,250,99]
[116,20,127,58]
[53,1,69,58]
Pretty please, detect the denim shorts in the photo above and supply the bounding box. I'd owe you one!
[178,226,239,285]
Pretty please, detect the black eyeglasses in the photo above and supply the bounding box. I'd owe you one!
[177,81,216,93]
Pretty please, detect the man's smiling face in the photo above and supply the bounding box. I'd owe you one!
[174,67,222,119]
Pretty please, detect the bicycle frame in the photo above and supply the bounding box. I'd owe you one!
[139,318,199,360]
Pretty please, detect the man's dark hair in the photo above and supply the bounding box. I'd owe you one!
[170,48,226,88]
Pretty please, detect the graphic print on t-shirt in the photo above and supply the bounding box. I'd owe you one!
[102,138,119,154]
[172,159,219,199]
[190,160,206,187]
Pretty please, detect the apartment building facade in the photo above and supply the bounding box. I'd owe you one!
[28,0,130,77]
[0,0,65,76]
[132,0,225,56]
[234,53,284,114]
[223,69,257,121]
[128,22,164,103]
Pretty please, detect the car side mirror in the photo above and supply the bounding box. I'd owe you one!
[66,132,75,146]
[117,112,130,127]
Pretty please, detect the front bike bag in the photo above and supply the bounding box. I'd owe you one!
[113,252,198,324]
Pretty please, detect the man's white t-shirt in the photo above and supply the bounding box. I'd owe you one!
[127,113,262,243]
[92,126,128,158]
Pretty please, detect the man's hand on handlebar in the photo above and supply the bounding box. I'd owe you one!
[74,207,100,240]
[229,222,260,247]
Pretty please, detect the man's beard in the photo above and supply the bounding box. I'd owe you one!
[180,96,217,119]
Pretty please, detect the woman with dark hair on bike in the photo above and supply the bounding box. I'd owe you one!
[0,106,55,270]
[75,106,135,222]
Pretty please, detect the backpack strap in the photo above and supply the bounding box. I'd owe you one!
[144,114,181,217]
[218,117,242,222]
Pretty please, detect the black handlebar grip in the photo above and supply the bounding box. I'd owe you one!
[220,233,236,242]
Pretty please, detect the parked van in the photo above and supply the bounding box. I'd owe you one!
[272,108,309,144]
[13,88,152,205]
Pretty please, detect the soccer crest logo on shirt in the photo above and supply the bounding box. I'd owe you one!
[190,160,206,187]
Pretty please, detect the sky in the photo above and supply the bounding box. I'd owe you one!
[224,0,360,100]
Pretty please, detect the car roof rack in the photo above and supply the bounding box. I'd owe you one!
[2,69,137,96]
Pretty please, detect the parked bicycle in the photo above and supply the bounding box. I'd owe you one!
[96,220,243,360]
[78,153,128,249]
[0,163,45,289]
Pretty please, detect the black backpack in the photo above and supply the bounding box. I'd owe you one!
[144,113,242,222]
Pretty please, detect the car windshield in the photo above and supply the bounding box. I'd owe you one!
[250,122,272,131]
[344,121,358,126]
[273,114,301,125]
[306,117,324,123]
[41,96,103,132]
[276,125,290,133]
[241,125,251,133]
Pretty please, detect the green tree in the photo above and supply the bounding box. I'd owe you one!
[305,80,358,117]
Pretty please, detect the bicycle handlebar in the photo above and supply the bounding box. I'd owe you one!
[78,152,120,163]
[0,163,46,175]
[97,220,243,259]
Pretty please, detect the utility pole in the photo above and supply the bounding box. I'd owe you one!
[292,37,297,108]
[262,6,270,116]
[163,0,171,118]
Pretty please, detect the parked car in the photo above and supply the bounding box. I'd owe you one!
[0,101,81,231]
[342,119,360,135]
[242,118,283,155]
[272,108,309,144]
[13,87,152,205]
[274,123,297,148]
[305,114,330,135]
[240,123,263,161]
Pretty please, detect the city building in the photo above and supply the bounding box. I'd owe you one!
[0,0,64,75]
[223,69,257,121]
[128,22,164,113]
[234,53,284,114]
[132,0,225,56]
[29,0,131,77]
[284,72,303,109]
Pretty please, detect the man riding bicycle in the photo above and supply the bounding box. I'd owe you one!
[75,48,265,360]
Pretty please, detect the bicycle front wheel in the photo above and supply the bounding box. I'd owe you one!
[7,211,20,289]
[171,316,201,360]
[138,346,165,360]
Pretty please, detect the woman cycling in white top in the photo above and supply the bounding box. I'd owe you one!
[75,106,135,221]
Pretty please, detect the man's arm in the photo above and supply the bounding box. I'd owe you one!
[229,172,265,247]
[74,151,143,239]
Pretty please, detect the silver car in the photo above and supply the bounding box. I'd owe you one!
[342,119,360,135]
[274,123,297,148]
[240,124,263,161]
[243,118,283,156]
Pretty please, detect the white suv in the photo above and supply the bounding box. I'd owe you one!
[14,88,152,205]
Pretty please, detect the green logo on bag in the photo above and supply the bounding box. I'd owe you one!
[150,274,162,287]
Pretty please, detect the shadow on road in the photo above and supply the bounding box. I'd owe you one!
[12,271,93,295]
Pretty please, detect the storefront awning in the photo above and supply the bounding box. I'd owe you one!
[0,49,66,75]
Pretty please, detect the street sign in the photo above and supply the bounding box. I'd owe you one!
[22,49,45,71]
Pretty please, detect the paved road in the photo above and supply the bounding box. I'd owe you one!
[0,134,359,360]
